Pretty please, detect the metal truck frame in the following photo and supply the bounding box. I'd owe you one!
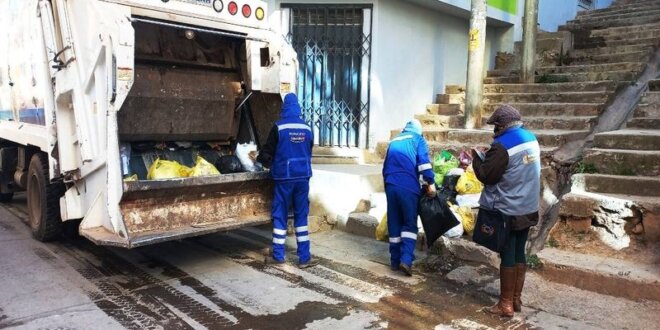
[0,0,298,247]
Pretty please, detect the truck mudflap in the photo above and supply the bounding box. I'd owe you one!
[80,172,273,248]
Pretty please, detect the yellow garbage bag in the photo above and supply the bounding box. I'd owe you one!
[450,203,476,235]
[456,165,483,195]
[376,214,388,241]
[190,156,220,177]
[123,174,138,182]
[147,158,192,180]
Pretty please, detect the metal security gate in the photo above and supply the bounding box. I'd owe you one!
[284,5,372,148]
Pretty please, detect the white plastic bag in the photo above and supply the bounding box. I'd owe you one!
[456,193,481,208]
[443,207,465,238]
[236,142,258,172]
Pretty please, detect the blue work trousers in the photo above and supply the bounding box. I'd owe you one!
[271,180,311,263]
[385,184,419,268]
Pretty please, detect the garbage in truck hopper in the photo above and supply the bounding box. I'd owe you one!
[121,140,266,181]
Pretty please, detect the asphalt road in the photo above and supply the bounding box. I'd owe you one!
[0,195,561,330]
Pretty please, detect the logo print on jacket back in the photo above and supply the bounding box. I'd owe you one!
[290,132,306,143]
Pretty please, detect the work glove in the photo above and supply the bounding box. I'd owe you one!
[425,184,437,198]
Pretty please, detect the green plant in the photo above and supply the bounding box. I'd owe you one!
[536,74,570,84]
[526,254,543,269]
[576,162,598,174]
[547,237,560,248]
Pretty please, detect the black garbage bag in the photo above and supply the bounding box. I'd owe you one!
[216,155,245,173]
[418,194,461,248]
[442,174,460,191]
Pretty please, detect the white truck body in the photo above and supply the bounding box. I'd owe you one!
[0,0,297,247]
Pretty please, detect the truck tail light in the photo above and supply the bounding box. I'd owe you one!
[242,4,252,18]
[255,7,265,20]
[228,1,238,15]
[212,0,224,13]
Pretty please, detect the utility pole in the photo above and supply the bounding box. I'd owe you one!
[465,0,487,129]
[521,0,539,83]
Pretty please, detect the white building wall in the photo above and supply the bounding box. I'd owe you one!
[265,0,514,148]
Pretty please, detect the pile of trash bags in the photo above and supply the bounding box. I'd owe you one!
[425,149,483,240]
[377,149,483,246]
[121,141,263,181]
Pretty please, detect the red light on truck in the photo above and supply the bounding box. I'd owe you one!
[228,1,238,15]
[242,4,252,18]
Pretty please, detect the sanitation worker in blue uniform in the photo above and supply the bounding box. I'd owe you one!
[382,120,435,276]
[254,93,316,268]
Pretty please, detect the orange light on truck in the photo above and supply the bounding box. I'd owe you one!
[255,7,264,20]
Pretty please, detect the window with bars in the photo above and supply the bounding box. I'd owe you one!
[283,5,373,148]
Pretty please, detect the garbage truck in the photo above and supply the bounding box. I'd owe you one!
[0,0,298,247]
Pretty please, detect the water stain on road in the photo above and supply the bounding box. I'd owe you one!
[1,202,515,330]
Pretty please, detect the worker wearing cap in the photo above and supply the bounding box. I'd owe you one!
[382,120,435,276]
[472,104,541,317]
[253,93,316,268]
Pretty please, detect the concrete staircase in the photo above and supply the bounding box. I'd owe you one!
[554,79,660,273]
[545,0,660,303]
[376,2,658,162]
[373,0,660,302]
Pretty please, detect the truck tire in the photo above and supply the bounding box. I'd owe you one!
[26,153,64,241]
[0,193,13,203]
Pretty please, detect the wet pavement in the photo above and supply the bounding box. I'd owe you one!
[0,194,520,330]
[2,194,635,330]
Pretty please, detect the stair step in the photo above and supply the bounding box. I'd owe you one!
[627,117,660,129]
[377,140,556,161]
[641,91,660,103]
[444,85,464,94]
[594,129,660,150]
[415,129,589,148]
[545,62,644,74]
[523,116,597,130]
[649,79,660,91]
[573,173,660,197]
[482,103,603,116]
[577,36,660,49]
[583,148,660,176]
[577,3,660,18]
[536,248,660,302]
[558,190,660,252]
[570,44,654,57]
[426,103,463,116]
[634,103,660,118]
[415,114,464,129]
[438,91,610,104]
[588,28,660,42]
[564,14,660,30]
[573,7,660,22]
[569,50,653,65]
[483,76,519,84]
[483,81,618,93]
[536,70,640,83]
[344,212,378,239]
[588,22,660,38]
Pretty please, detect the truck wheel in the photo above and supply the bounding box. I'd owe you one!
[0,193,13,203]
[26,154,64,241]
